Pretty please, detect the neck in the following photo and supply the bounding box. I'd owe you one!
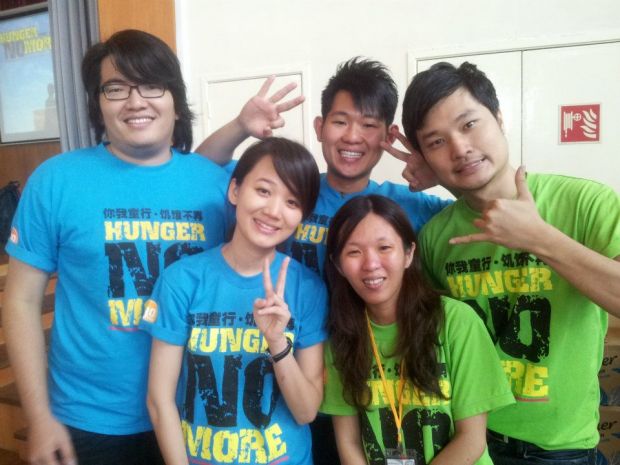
[462,165,518,212]
[222,234,275,277]
[367,304,397,325]
[326,171,370,194]
[107,142,172,166]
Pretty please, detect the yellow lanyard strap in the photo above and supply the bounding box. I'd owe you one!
[366,311,406,450]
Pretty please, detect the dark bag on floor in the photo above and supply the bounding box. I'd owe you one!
[0,181,20,251]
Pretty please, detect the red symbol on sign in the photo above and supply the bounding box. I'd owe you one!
[560,104,600,143]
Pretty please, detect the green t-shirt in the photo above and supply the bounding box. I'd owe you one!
[321,297,514,465]
[419,173,620,450]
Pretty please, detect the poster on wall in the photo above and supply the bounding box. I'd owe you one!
[0,9,58,143]
[559,104,601,144]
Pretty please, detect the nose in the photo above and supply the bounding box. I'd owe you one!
[125,86,147,108]
[449,133,472,159]
[263,195,283,218]
[362,250,380,271]
[342,123,363,143]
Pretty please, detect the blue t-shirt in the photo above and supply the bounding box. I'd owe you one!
[285,174,452,276]
[140,246,328,465]
[6,143,230,434]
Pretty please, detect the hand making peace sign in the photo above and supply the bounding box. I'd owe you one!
[380,126,440,192]
[253,256,291,351]
[238,76,305,139]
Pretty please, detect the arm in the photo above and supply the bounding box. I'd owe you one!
[146,339,188,465]
[254,257,323,424]
[429,414,487,465]
[332,415,367,465]
[2,258,75,465]
[195,76,304,165]
[271,341,324,424]
[450,167,620,317]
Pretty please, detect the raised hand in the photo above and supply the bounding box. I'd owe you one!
[238,76,305,139]
[449,166,547,250]
[380,126,439,191]
[253,257,291,352]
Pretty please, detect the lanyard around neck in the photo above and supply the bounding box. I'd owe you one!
[365,311,407,450]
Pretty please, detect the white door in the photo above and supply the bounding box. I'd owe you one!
[522,41,620,193]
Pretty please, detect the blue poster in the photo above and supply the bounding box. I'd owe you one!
[0,10,59,142]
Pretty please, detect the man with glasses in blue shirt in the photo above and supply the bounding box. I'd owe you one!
[3,30,229,465]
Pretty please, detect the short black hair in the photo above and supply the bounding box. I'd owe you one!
[321,57,398,125]
[402,61,500,152]
[230,137,320,221]
[81,29,194,152]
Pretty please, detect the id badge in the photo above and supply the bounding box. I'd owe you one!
[385,448,416,465]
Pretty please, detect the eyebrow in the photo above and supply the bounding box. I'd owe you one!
[345,237,391,247]
[256,177,277,185]
[420,109,476,141]
[329,110,380,120]
[100,78,129,86]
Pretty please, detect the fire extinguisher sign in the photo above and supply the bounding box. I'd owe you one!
[559,104,601,143]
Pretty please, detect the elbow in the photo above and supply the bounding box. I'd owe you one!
[293,408,318,425]
[146,392,163,426]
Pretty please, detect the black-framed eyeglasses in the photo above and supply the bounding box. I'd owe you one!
[100,83,166,100]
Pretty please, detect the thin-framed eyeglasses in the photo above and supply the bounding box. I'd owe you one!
[100,83,166,100]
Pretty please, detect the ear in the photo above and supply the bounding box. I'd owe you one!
[227,178,239,206]
[405,242,416,269]
[386,124,398,144]
[314,116,324,142]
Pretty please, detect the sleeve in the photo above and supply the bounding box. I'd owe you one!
[5,164,58,272]
[139,267,191,346]
[581,183,620,259]
[320,343,357,416]
[441,298,515,420]
[293,273,328,349]
[398,188,453,233]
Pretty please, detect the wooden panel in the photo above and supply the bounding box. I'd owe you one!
[0,140,59,188]
[97,0,175,50]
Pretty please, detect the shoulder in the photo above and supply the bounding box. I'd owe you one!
[440,296,490,342]
[374,181,453,208]
[161,247,218,283]
[22,146,106,191]
[529,173,616,201]
[284,254,326,291]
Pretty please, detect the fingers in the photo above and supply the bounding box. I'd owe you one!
[392,128,416,152]
[269,81,298,103]
[449,232,489,245]
[57,441,77,465]
[257,75,276,97]
[380,141,409,162]
[275,257,290,297]
[515,165,533,202]
[262,257,273,297]
[275,95,305,113]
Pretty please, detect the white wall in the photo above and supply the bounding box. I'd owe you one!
[175,0,620,193]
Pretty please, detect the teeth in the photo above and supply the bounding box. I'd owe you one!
[340,150,362,159]
[363,278,384,286]
[126,117,153,124]
[255,219,277,233]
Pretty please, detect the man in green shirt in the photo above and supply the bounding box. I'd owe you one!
[400,61,620,465]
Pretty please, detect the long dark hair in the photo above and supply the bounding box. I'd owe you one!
[325,195,445,409]
[82,29,194,152]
